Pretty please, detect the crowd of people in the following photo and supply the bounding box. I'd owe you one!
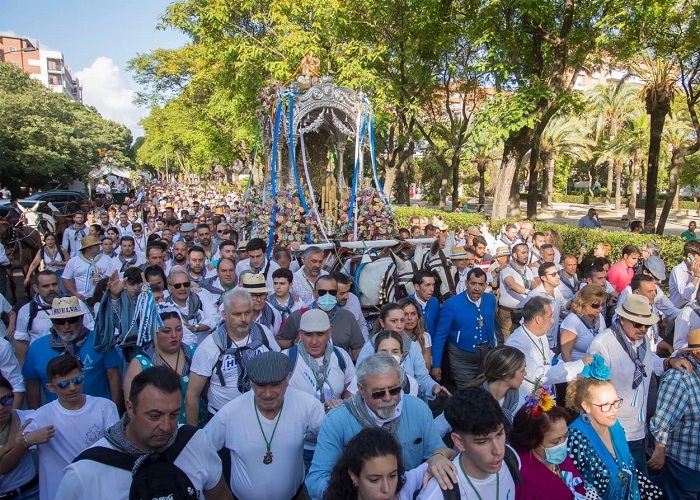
[0,178,696,499]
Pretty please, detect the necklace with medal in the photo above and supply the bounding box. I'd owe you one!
[460,454,499,500]
[525,327,548,365]
[254,401,283,465]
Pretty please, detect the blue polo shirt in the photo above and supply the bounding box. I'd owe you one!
[22,330,122,403]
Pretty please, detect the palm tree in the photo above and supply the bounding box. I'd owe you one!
[537,114,594,209]
[609,112,649,218]
[585,83,641,207]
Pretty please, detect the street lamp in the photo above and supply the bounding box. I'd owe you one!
[0,46,38,57]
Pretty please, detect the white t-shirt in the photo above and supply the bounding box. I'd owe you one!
[418,452,518,499]
[204,389,325,500]
[235,258,280,289]
[107,254,145,278]
[0,295,11,338]
[499,265,534,308]
[560,313,605,361]
[15,298,94,344]
[190,329,280,413]
[55,426,222,500]
[26,396,119,500]
[62,254,111,298]
[0,338,24,393]
[523,285,567,348]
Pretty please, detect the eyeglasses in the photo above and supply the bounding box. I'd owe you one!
[55,375,84,390]
[251,293,267,299]
[589,398,623,413]
[51,316,82,326]
[371,386,402,400]
[317,289,337,296]
[172,282,191,289]
[0,394,14,407]
[627,320,647,329]
[589,303,603,309]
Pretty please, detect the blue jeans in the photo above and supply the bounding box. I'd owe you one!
[660,456,700,500]
[628,438,648,476]
[1,484,39,500]
[303,448,315,476]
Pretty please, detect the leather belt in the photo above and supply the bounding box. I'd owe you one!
[0,475,39,499]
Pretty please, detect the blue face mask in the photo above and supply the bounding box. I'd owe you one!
[316,293,337,312]
[541,440,568,465]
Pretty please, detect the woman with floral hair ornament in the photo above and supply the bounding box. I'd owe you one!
[510,381,587,499]
[565,355,663,499]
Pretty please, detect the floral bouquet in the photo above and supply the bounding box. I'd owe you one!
[336,188,395,241]
[524,380,555,416]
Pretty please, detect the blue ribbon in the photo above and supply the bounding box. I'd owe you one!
[267,100,284,259]
[365,101,392,213]
[348,110,368,233]
[287,93,312,243]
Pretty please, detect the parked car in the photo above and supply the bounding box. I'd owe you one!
[25,190,85,210]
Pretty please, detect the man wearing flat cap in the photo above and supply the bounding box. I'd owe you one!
[205,351,324,500]
[589,294,691,474]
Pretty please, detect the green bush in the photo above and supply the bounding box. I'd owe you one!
[392,206,686,270]
[678,200,700,211]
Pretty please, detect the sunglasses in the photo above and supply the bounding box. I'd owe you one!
[317,289,337,296]
[217,230,225,233]
[589,303,603,309]
[627,320,647,329]
[51,316,82,326]
[0,394,14,407]
[55,375,84,390]
[172,282,191,289]
[133,229,142,233]
[371,386,402,400]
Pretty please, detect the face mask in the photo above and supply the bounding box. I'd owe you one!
[391,355,402,366]
[541,440,568,465]
[316,293,337,312]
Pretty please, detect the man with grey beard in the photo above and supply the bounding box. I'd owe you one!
[14,270,94,366]
[306,354,457,500]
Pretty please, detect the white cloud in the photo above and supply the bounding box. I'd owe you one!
[76,57,146,138]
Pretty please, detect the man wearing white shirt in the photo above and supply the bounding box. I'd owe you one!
[108,236,145,279]
[673,286,700,351]
[506,296,590,394]
[115,212,133,238]
[557,254,580,303]
[235,238,280,289]
[205,351,325,500]
[588,294,691,474]
[292,246,327,307]
[166,269,219,345]
[522,262,567,349]
[498,243,534,342]
[332,272,369,341]
[669,240,700,308]
[62,211,88,258]
[62,236,111,302]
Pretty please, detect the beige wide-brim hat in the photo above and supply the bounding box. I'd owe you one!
[79,235,101,250]
[493,246,510,257]
[679,329,700,352]
[615,294,659,326]
[449,246,470,260]
[241,273,271,293]
[49,297,86,319]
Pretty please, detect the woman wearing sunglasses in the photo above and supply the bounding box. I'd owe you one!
[0,375,53,500]
[122,306,203,426]
[560,284,607,362]
[566,355,663,499]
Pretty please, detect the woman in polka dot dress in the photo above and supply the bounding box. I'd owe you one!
[565,356,663,499]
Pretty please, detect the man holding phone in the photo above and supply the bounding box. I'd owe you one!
[578,208,602,229]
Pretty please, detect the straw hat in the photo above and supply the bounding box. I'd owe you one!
[48,297,86,319]
[493,246,510,257]
[449,246,470,260]
[79,235,101,250]
[615,294,659,326]
[679,329,700,352]
[241,273,271,293]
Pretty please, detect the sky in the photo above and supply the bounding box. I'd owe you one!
[1,0,189,138]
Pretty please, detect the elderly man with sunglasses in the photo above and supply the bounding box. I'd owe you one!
[588,294,692,475]
[306,353,456,500]
[22,297,122,410]
[276,275,365,360]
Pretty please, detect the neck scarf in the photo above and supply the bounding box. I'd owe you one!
[298,341,332,402]
[168,292,201,326]
[118,253,137,273]
[33,293,53,310]
[71,225,86,240]
[214,321,265,393]
[611,319,647,389]
[78,252,103,293]
[509,260,532,289]
[105,414,178,474]
[49,326,89,356]
[559,269,578,293]
[257,302,275,329]
[344,392,401,436]
[269,295,296,321]
[483,380,519,424]
[144,343,192,377]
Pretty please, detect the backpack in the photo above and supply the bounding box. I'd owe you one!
[287,344,347,373]
[74,425,199,500]
[412,446,522,500]
[211,322,271,386]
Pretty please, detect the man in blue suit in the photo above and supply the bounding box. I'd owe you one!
[431,268,497,389]
[409,270,440,338]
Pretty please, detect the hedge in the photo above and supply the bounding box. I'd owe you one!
[392,205,686,270]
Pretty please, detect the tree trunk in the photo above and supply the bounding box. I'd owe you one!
[605,161,613,207]
[673,188,680,210]
[658,150,683,234]
[492,128,532,220]
[438,175,448,211]
[476,161,487,206]
[451,155,460,211]
[542,154,555,210]
[628,148,641,218]
[645,94,672,224]
[614,159,623,209]
[527,139,541,219]
[383,164,397,203]
[510,174,521,219]
[395,160,408,205]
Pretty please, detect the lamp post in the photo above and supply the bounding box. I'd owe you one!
[0,45,38,71]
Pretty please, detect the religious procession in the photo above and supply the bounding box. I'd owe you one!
[3,1,700,495]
